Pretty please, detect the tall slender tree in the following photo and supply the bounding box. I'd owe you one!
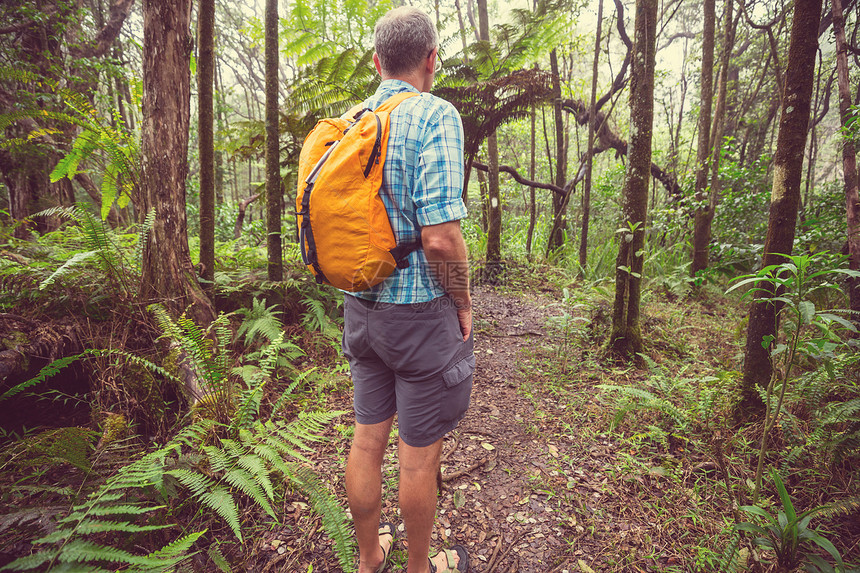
[139,0,214,325]
[740,0,823,412]
[265,0,283,282]
[690,0,716,277]
[546,48,567,254]
[608,0,658,358]
[579,0,604,272]
[477,0,502,274]
[198,0,216,292]
[833,0,860,316]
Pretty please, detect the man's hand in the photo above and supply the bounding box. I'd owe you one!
[456,306,472,341]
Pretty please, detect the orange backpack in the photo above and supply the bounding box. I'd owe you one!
[296,92,420,292]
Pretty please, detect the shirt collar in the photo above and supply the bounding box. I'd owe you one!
[376,79,420,96]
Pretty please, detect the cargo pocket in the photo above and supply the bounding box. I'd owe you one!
[442,354,475,389]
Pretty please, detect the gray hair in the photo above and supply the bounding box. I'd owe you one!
[374,6,437,77]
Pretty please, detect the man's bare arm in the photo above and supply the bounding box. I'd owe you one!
[421,220,471,340]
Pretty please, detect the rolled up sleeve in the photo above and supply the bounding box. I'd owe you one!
[414,105,467,227]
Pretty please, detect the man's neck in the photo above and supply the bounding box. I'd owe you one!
[380,72,430,93]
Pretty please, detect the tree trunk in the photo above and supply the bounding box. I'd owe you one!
[690,0,716,277]
[547,49,567,253]
[139,0,214,325]
[608,0,657,359]
[740,0,822,414]
[477,0,502,274]
[526,98,537,257]
[833,0,860,317]
[579,0,604,272]
[705,0,735,233]
[265,0,283,282]
[198,0,215,291]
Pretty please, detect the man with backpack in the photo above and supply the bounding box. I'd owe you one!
[341,6,473,573]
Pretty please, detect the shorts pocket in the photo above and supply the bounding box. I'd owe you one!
[442,354,475,389]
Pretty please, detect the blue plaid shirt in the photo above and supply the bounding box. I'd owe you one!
[348,79,467,304]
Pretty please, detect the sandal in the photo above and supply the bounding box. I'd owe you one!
[374,522,397,573]
[428,545,469,573]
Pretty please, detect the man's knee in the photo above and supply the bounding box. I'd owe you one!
[350,419,394,462]
[398,438,443,475]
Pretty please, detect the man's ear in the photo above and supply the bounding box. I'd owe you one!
[426,47,438,73]
[373,52,383,75]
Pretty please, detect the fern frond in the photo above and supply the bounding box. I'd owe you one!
[63,505,162,520]
[57,539,151,566]
[131,530,206,573]
[0,550,56,571]
[288,464,354,570]
[198,486,242,541]
[233,381,265,430]
[203,445,232,473]
[237,298,285,345]
[38,250,97,290]
[718,532,741,572]
[0,350,102,402]
[38,520,166,543]
[235,452,274,501]
[815,495,860,519]
[166,469,217,498]
[221,467,275,518]
[134,212,155,272]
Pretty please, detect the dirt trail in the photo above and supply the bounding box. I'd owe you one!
[266,284,635,572]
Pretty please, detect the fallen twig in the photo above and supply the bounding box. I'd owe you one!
[484,331,544,337]
[486,532,525,573]
[485,535,503,572]
[441,456,492,482]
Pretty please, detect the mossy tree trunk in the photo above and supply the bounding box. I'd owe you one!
[608,0,657,359]
[477,0,502,272]
[740,0,822,415]
[546,49,567,255]
[139,0,214,325]
[265,0,283,282]
[198,0,216,291]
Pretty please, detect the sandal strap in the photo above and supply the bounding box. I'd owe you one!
[429,548,458,573]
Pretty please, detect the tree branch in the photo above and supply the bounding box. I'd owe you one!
[471,161,565,196]
[562,97,681,197]
[69,0,135,59]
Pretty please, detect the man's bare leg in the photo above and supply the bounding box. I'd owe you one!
[346,416,395,573]
[399,437,459,573]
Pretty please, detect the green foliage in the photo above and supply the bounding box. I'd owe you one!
[236,297,286,345]
[733,470,849,573]
[727,252,860,502]
[840,104,860,144]
[0,427,97,476]
[709,145,772,272]
[1,304,353,571]
[0,205,153,310]
[597,356,734,441]
[0,68,138,221]
[545,287,588,370]
[776,351,860,466]
[1,433,206,572]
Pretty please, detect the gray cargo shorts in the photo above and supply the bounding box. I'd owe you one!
[342,294,475,447]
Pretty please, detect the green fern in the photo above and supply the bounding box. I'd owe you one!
[32,204,135,296]
[0,351,100,402]
[0,435,205,572]
[237,297,286,345]
[597,358,731,440]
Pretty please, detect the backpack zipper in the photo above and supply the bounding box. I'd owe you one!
[364,114,383,178]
